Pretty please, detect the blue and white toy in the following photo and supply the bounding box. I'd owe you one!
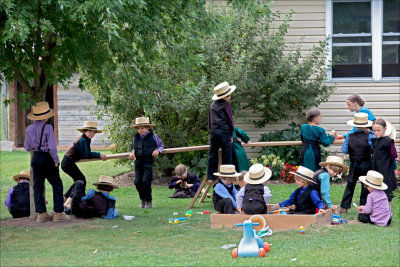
[232,220,271,258]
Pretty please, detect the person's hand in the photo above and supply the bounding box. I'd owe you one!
[319,209,327,214]
[100,154,107,161]
[337,135,344,140]
[272,204,280,210]
[152,150,160,157]
[331,205,338,211]
[356,206,364,213]
[55,163,59,167]
[230,137,233,143]
[176,180,182,184]
[187,183,193,188]
[128,152,136,160]
[237,208,243,214]
[363,128,371,134]
[246,140,251,144]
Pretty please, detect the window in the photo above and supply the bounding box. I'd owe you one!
[326,0,400,80]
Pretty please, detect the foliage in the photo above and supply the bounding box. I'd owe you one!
[280,163,298,184]
[250,154,284,180]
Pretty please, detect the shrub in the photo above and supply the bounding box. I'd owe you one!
[280,163,298,184]
[251,154,285,180]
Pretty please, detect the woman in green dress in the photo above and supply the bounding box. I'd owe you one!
[301,108,337,171]
[232,126,251,172]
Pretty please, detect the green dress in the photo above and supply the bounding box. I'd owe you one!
[232,127,250,172]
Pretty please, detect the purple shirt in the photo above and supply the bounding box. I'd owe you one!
[236,185,272,209]
[4,181,29,208]
[24,120,59,164]
[361,189,392,226]
[131,131,164,153]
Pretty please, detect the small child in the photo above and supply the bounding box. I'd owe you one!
[340,113,375,214]
[314,156,348,212]
[62,121,106,200]
[5,170,31,218]
[274,166,325,214]
[168,164,201,198]
[212,164,240,214]
[236,164,272,215]
[208,82,236,181]
[371,118,398,205]
[232,126,251,172]
[64,176,118,219]
[128,117,164,208]
[356,171,392,226]
[301,107,336,171]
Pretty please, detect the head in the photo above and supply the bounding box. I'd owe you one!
[96,184,114,193]
[175,164,188,179]
[137,126,150,135]
[294,176,311,188]
[372,118,387,138]
[305,108,322,124]
[84,130,97,139]
[17,177,30,183]
[238,171,247,187]
[346,94,365,112]
[362,183,374,193]
[223,94,232,102]
[220,177,234,185]
[326,164,343,177]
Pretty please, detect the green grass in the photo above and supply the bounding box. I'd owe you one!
[1,151,399,266]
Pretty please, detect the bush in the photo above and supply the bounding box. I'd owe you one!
[250,154,285,180]
[280,163,298,184]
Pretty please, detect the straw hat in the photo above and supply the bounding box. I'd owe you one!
[130,117,155,128]
[244,163,272,184]
[77,121,103,133]
[93,175,118,189]
[359,170,387,190]
[385,121,396,140]
[290,166,316,184]
[212,82,236,100]
[213,164,241,177]
[27,102,55,121]
[347,113,373,128]
[12,170,31,182]
[319,156,348,172]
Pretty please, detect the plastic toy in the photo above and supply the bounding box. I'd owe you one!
[169,217,188,224]
[196,210,211,215]
[331,214,348,224]
[270,208,289,215]
[232,220,271,258]
[249,215,266,231]
[185,210,192,216]
[299,226,304,234]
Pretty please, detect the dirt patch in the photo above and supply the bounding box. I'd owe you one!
[0,216,91,228]
[113,171,170,187]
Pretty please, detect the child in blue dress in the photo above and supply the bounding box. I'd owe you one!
[301,108,336,171]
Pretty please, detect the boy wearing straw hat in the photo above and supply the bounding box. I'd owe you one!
[207,82,236,181]
[24,102,70,223]
[313,156,348,212]
[356,171,392,226]
[62,121,107,200]
[64,176,119,219]
[274,166,325,214]
[4,170,31,218]
[212,165,241,214]
[236,163,272,215]
[340,113,375,214]
[128,117,164,208]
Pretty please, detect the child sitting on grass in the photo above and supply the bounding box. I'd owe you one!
[5,170,31,218]
[64,175,118,219]
[212,164,240,214]
[168,164,201,198]
[236,163,272,215]
[273,166,325,214]
[356,170,392,226]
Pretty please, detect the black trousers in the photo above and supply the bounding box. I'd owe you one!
[243,199,267,215]
[31,152,64,213]
[214,198,236,214]
[68,180,87,217]
[358,213,392,226]
[9,207,30,218]
[340,160,371,209]
[208,129,232,180]
[134,156,154,202]
[62,156,86,197]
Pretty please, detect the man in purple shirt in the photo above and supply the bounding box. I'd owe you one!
[207,82,236,181]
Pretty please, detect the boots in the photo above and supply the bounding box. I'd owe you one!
[53,212,71,222]
[144,201,152,209]
[37,212,52,223]
[139,200,145,208]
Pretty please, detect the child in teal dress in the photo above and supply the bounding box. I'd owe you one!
[301,108,337,171]
[232,126,251,172]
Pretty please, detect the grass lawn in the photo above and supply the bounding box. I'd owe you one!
[1,151,399,266]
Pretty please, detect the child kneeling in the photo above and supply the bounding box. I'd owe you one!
[5,170,31,218]
[356,171,392,226]
[236,164,272,214]
[168,164,201,198]
[64,176,118,219]
[212,165,240,214]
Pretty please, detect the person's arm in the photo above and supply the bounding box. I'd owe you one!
[368,131,376,147]
[214,183,237,208]
[46,124,60,164]
[361,194,373,214]
[4,187,14,208]
[81,189,95,201]
[319,173,332,208]
[104,207,118,219]
[24,128,32,151]
[390,141,398,161]
[224,103,234,138]
[279,189,296,207]
[76,137,100,159]
[310,190,325,210]
[263,186,272,204]
[235,127,250,143]
[318,127,335,147]
[168,177,179,189]
[153,134,164,153]
[235,187,245,209]
[341,135,350,154]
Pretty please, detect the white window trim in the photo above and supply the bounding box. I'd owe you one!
[325,0,400,82]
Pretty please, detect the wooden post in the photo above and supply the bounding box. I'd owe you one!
[1,79,8,140]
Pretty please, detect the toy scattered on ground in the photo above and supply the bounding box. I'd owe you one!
[257,226,273,238]
[196,210,211,214]
[169,217,188,224]
[331,214,348,225]
[232,220,271,258]
[299,226,304,234]
[249,214,266,231]
[185,210,192,216]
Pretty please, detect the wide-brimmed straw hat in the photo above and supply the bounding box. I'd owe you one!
[385,121,397,140]
[213,164,241,177]
[130,117,155,128]
[77,121,103,133]
[359,170,387,190]
[290,166,316,184]
[244,163,272,184]
[212,82,236,100]
[93,175,118,189]
[12,170,31,182]
[319,156,348,172]
[27,102,55,121]
[347,113,373,128]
